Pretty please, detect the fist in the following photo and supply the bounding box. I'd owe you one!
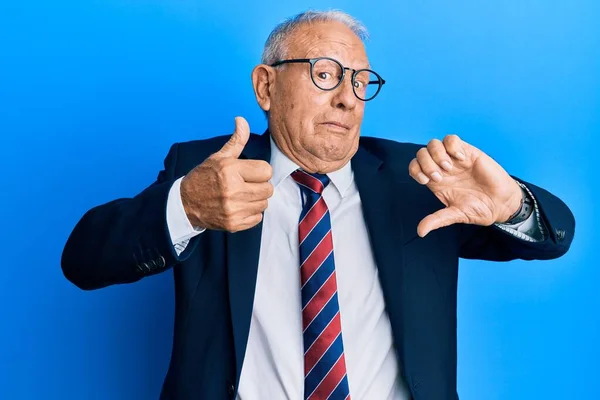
[180,117,274,232]
[408,134,523,237]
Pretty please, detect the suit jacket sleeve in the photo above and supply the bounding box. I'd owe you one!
[61,143,200,290]
[459,177,575,261]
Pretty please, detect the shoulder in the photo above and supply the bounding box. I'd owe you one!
[359,135,424,157]
[171,134,235,159]
[163,133,265,175]
[358,135,424,173]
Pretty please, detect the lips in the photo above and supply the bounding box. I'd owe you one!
[321,121,350,130]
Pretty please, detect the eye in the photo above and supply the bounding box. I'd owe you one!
[354,80,364,89]
[317,72,332,80]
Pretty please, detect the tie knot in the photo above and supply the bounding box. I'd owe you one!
[291,169,330,194]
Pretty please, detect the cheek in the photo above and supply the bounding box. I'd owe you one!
[279,87,313,115]
[355,101,366,116]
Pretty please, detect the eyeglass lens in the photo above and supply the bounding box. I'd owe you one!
[311,58,382,100]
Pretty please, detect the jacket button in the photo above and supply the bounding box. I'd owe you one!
[555,228,565,241]
[156,255,166,268]
[227,382,235,397]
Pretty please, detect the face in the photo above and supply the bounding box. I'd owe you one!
[252,21,370,173]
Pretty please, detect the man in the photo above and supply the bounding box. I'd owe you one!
[61,10,574,400]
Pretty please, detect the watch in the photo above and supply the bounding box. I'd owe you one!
[504,180,534,225]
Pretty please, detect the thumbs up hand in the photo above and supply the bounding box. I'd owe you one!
[180,117,274,232]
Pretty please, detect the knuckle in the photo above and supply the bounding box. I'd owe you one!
[218,171,239,191]
[416,147,429,158]
[257,160,270,169]
[214,162,230,180]
[443,134,460,145]
[263,184,274,198]
[261,162,274,179]
[249,160,272,180]
[207,152,220,161]
[225,226,237,234]
[251,213,263,226]
[408,159,420,175]
[427,138,443,148]
[221,201,235,218]
[427,139,447,157]
[221,188,234,201]
[219,157,237,172]
[223,219,238,233]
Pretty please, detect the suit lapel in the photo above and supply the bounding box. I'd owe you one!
[226,131,271,385]
[351,144,414,371]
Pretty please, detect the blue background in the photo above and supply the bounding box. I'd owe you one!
[1,1,598,399]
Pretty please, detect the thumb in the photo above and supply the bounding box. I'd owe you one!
[215,116,250,159]
[417,206,467,237]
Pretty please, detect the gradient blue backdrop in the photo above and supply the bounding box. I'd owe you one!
[1,1,598,399]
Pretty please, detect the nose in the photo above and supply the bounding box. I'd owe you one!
[330,70,358,111]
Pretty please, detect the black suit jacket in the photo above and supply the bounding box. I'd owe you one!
[61,131,575,399]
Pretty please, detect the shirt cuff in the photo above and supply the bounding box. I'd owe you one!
[494,182,545,242]
[166,176,205,247]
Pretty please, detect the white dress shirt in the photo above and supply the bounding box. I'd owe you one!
[165,138,542,400]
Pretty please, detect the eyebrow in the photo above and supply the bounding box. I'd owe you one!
[302,54,371,70]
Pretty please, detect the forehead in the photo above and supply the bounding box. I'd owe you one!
[286,21,370,69]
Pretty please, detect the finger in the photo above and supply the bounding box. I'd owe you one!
[221,202,266,232]
[243,199,269,216]
[442,134,466,161]
[236,213,264,232]
[417,206,466,237]
[215,116,251,159]
[416,147,443,183]
[427,139,454,172]
[408,158,430,184]
[238,160,273,183]
[244,182,274,201]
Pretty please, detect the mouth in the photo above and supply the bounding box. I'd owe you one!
[320,121,350,131]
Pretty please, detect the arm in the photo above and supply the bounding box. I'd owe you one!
[459,177,575,261]
[61,143,202,290]
[61,118,273,291]
[167,176,206,256]
[407,135,575,262]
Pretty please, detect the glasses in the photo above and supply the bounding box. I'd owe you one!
[270,57,386,101]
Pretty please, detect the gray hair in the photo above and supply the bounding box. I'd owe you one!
[261,10,370,66]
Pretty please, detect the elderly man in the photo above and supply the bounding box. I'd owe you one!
[62,10,574,400]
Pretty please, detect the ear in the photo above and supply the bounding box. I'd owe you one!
[251,64,274,113]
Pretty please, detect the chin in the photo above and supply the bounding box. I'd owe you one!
[309,140,353,162]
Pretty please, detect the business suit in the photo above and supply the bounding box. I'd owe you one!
[61,130,575,399]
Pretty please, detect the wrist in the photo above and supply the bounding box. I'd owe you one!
[497,180,524,224]
[180,176,204,229]
[499,180,533,224]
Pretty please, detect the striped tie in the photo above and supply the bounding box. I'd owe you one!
[291,169,351,400]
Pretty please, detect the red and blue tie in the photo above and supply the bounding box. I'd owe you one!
[291,169,351,400]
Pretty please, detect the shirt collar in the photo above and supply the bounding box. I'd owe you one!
[269,136,354,198]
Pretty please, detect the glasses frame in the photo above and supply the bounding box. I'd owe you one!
[270,57,386,101]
